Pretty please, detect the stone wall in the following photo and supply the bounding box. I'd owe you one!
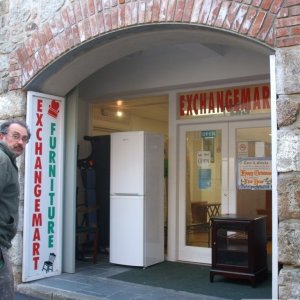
[0,90,27,285]
[1,0,69,284]
[1,0,300,298]
[9,0,281,90]
[276,47,300,299]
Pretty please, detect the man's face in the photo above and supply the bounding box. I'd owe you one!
[0,123,29,157]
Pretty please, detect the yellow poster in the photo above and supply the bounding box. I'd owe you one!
[237,158,272,190]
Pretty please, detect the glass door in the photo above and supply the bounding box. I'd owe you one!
[178,123,229,263]
[178,119,271,264]
[229,120,272,239]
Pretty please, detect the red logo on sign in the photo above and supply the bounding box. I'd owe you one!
[48,100,60,118]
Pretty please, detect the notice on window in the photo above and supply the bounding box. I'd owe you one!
[237,158,272,190]
[237,142,249,157]
[197,151,211,168]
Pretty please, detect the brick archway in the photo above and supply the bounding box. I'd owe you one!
[8,0,291,91]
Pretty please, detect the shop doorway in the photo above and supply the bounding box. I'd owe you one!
[74,95,169,262]
[178,119,271,264]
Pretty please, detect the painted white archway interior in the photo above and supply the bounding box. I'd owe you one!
[26,27,272,98]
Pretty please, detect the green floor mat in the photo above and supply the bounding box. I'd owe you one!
[110,261,272,300]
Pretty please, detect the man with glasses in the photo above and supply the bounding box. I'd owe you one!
[0,119,31,299]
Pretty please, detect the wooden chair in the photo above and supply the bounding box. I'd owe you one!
[188,202,221,247]
[188,202,211,246]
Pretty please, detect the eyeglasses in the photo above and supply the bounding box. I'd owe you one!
[4,132,29,144]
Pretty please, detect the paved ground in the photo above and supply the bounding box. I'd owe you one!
[16,293,40,299]
[16,255,226,300]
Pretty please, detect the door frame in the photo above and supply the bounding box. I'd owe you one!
[62,88,78,273]
[178,119,271,264]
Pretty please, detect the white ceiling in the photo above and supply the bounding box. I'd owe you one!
[78,31,272,102]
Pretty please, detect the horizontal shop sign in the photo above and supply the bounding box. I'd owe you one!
[177,83,270,119]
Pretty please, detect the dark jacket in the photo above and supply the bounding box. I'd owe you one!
[0,141,19,249]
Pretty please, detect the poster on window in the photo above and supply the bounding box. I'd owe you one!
[237,158,272,190]
[23,92,64,282]
[198,169,212,189]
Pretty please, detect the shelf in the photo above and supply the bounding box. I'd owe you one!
[217,244,248,253]
[217,250,248,267]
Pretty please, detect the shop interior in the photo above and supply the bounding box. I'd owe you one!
[75,94,272,267]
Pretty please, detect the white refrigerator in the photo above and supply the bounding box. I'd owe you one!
[109,131,164,267]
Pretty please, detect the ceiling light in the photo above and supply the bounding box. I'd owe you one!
[116,110,123,117]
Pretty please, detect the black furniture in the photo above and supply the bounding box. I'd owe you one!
[210,214,267,287]
[76,166,99,263]
[87,135,110,251]
[77,135,110,252]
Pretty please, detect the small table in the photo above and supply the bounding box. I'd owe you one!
[210,214,267,287]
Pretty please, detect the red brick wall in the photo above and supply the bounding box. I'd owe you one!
[8,0,300,91]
